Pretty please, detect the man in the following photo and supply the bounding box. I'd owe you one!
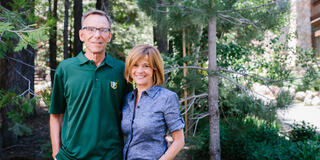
[49,10,131,160]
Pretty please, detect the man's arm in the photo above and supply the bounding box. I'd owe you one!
[50,114,64,159]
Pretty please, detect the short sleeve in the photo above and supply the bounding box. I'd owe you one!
[164,93,185,133]
[49,65,66,114]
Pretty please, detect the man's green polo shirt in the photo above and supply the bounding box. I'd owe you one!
[49,51,132,160]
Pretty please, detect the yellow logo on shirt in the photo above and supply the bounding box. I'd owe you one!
[110,81,117,89]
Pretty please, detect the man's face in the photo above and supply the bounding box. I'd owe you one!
[79,14,112,55]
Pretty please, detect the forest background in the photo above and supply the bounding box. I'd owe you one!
[0,0,320,160]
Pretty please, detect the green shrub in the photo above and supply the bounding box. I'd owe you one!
[289,121,318,142]
[184,122,210,160]
[185,117,320,160]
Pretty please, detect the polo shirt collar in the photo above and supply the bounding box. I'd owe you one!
[77,51,90,65]
[77,51,115,68]
[104,54,115,68]
[131,85,161,99]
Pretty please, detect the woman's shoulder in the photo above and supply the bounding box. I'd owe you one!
[157,86,177,97]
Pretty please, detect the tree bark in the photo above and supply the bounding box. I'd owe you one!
[73,0,83,56]
[182,28,188,136]
[153,0,168,55]
[96,0,102,10]
[96,0,110,14]
[64,0,70,59]
[0,2,36,157]
[69,0,73,57]
[208,16,220,160]
[49,0,58,86]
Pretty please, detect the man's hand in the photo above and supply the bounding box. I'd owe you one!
[50,114,64,159]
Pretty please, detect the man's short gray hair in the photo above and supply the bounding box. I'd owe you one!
[81,10,112,27]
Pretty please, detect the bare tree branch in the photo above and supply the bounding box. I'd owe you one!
[9,63,38,97]
[165,66,208,74]
[181,97,196,115]
[218,14,246,26]
[179,93,208,103]
[7,28,42,33]
[191,112,210,136]
[218,73,273,102]
[217,13,259,29]
[5,55,55,71]
[218,67,288,83]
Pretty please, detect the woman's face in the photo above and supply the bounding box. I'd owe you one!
[130,55,154,90]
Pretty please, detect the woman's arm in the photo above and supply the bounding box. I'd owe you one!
[159,129,185,160]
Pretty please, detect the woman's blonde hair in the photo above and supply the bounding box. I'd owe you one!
[125,44,165,86]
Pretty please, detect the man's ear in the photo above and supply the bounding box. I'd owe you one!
[107,32,112,43]
[79,30,84,42]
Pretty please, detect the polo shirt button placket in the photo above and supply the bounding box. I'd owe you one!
[94,71,98,88]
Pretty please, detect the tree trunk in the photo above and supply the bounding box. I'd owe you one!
[153,0,168,55]
[96,0,102,9]
[69,0,73,57]
[64,0,70,59]
[0,2,36,157]
[208,16,220,160]
[182,28,188,136]
[73,0,83,56]
[49,0,58,86]
[96,0,110,14]
[191,25,203,132]
[0,58,8,160]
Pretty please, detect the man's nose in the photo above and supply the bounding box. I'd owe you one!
[93,30,102,37]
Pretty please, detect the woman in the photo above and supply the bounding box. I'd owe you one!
[121,44,185,160]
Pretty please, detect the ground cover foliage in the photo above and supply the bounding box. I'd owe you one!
[186,117,320,160]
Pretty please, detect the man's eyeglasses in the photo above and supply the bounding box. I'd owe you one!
[82,26,111,35]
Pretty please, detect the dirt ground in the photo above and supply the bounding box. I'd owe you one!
[3,105,51,160]
[278,103,320,131]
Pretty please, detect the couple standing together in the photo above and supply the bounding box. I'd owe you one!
[49,10,185,160]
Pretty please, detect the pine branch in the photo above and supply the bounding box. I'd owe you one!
[217,13,259,29]
[157,3,204,13]
[165,65,291,83]
[7,28,42,33]
[218,1,277,13]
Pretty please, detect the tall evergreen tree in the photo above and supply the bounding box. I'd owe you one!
[96,0,110,12]
[153,0,168,55]
[0,0,47,157]
[49,0,58,85]
[73,0,82,56]
[64,0,70,59]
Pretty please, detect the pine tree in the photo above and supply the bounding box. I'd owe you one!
[0,1,48,157]
[137,0,288,159]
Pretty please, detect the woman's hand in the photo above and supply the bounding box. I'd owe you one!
[159,129,185,160]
